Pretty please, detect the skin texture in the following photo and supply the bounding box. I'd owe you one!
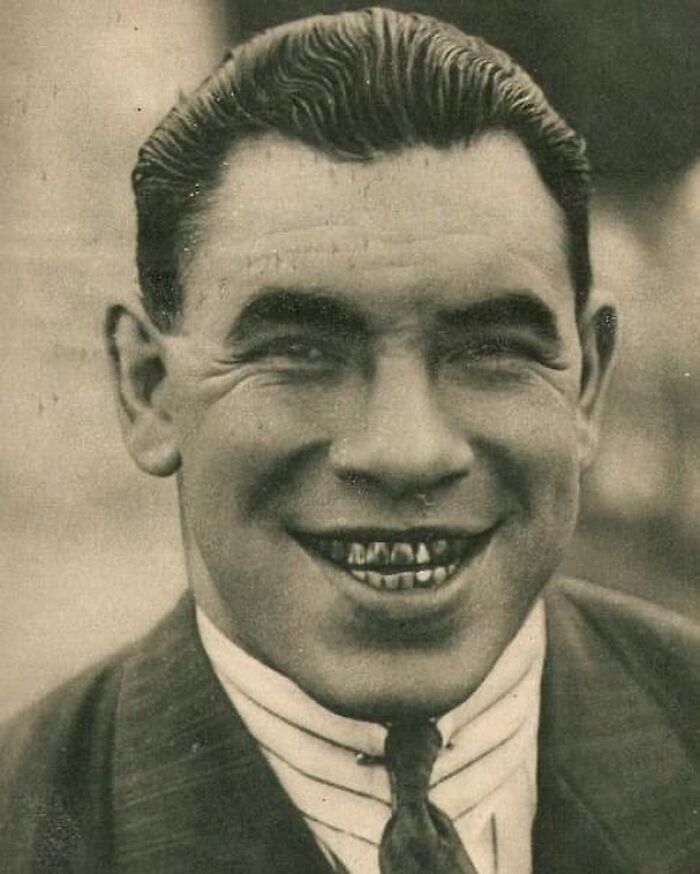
[111,132,615,722]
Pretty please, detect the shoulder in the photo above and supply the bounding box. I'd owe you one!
[0,596,196,781]
[0,596,197,870]
[0,596,199,869]
[0,652,126,869]
[543,576,700,758]
[544,576,700,679]
[0,653,124,776]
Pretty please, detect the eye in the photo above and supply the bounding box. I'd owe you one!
[276,341,326,362]
[446,336,528,362]
[239,337,343,371]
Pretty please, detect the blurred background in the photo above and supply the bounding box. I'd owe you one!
[1,0,698,720]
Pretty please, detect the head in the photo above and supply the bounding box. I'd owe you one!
[108,8,616,721]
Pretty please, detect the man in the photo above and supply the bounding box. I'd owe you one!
[1,8,698,873]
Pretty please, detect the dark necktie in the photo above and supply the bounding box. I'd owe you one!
[379,721,478,874]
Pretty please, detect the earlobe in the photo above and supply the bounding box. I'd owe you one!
[576,294,618,469]
[105,304,181,477]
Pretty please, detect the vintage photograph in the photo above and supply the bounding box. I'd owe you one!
[1,2,698,871]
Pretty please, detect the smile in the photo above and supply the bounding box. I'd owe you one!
[293,530,492,592]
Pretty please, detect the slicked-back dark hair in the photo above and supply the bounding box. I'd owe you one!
[133,6,591,331]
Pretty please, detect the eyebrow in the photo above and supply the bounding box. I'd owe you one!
[435,292,561,343]
[227,286,368,343]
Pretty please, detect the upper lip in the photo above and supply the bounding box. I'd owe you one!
[289,526,488,541]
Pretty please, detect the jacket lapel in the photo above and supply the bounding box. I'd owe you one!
[112,596,334,873]
[534,579,700,873]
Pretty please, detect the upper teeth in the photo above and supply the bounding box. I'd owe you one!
[309,537,463,569]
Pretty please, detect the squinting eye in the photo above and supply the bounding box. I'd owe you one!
[448,338,522,362]
[466,342,503,359]
[263,341,333,367]
[248,338,342,370]
[278,342,328,363]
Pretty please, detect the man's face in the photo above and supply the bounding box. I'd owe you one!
[161,133,590,720]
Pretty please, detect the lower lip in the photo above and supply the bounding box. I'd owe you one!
[297,531,495,622]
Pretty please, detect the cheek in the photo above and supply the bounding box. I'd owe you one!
[455,383,583,518]
[459,390,583,614]
[176,380,341,523]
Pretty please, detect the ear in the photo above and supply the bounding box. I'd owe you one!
[576,290,618,469]
[105,304,181,477]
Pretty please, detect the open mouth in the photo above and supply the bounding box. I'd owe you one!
[293,529,492,592]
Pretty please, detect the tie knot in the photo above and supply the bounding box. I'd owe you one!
[384,721,442,805]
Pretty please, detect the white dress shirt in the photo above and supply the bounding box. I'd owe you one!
[197,601,545,874]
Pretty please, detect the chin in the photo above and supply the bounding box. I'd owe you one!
[297,652,490,724]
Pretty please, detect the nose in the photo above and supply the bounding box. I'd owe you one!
[330,356,473,497]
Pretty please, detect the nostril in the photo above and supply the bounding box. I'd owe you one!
[439,470,468,489]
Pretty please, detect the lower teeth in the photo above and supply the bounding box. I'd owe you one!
[349,563,457,590]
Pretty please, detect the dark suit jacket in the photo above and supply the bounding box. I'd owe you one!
[1,578,699,873]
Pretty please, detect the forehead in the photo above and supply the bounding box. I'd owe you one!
[182,132,571,330]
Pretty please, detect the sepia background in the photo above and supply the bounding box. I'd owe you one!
[1,0,698,720]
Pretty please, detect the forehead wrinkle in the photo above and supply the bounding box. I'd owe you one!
[192,210,566,263]
[187,225,568,286]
